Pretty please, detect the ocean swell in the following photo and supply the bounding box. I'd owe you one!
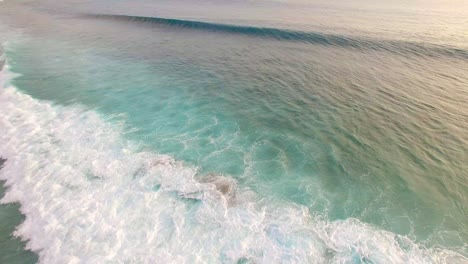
[1,59,467,263]
[84,14,468,60]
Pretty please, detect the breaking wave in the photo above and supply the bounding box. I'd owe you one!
[0,62,466,263]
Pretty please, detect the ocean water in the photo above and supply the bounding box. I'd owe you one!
[0,0,467,263]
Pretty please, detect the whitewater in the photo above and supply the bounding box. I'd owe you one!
[1,0,467,263]
[0,60,465,263]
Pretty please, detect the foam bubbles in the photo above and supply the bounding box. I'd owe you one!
[0,66,466,263]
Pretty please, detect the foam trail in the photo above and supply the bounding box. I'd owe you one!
[0,64,466,263]
[85,14,468,59]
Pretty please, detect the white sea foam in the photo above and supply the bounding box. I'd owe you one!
[0,64,466,263]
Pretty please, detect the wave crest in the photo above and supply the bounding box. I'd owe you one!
[85,14,468,59]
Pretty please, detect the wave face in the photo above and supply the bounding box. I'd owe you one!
[0,65,466,263]
[87,14,468,59]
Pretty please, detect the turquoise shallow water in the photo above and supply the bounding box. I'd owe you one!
[0,0,467,263]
